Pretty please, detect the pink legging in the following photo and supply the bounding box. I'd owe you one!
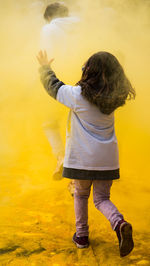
[74,179,124,237]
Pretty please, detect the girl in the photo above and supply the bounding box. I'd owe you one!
[37,50,135,257]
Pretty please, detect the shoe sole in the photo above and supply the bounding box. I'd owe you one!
[72,237,89,249]
[120,223,134,257]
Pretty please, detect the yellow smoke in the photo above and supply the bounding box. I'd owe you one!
[0,0,150,264]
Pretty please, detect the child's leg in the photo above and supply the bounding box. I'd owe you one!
[43,121,64,158]
[43,121,64,179]
[93,180,124,230]
[93,180,134,256]
[74,180,92,237]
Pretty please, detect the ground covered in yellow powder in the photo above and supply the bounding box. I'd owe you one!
[0,150,150,266]
[1,1,150,265]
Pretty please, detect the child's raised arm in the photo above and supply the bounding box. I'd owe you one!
[37,50,78,110]
[37,50,64,98]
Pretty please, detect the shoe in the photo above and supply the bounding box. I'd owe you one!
[72,233,89,248]
[115,220,134,257]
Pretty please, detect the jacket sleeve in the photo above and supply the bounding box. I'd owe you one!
[39,65,65,99]
[39,65,77,110]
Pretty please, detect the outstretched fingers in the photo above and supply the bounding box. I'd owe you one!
[36,50,54,66]
[49,58,54,65]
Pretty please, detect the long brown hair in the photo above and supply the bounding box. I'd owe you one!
[77,52,136,115]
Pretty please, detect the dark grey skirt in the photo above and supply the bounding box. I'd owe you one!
[63,167,120,180]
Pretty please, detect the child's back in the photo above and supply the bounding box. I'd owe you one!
[57,85,119,172]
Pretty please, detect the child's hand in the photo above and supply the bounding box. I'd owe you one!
[36,50,54,66]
